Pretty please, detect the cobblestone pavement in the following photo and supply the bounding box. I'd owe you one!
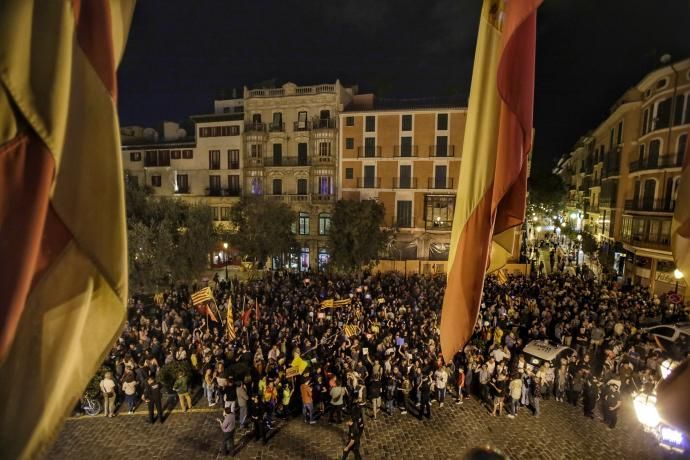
[46,392,684,460]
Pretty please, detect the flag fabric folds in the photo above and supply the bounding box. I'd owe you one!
[320,298,352,309]
[343,324,360,338]
[440,0,541,362]
[191,287,214,305]
[226,297,236,340]
[191,287,218,322]
[0,1,136,458]
[671,126,690,279]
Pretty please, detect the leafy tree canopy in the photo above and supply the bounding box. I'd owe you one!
[229,196,298,267]
[528,170,567,215]
[328,199,391,272]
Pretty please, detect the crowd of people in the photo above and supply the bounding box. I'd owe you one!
[96,245,686,457]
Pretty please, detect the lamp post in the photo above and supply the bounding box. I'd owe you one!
[577,234,583,267]
[223,242,229,280]
[674,268,683,294]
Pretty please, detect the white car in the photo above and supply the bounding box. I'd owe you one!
[522,340,575,373]
[642,323,690,358]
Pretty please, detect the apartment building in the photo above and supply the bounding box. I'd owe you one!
[339,101,467,270]
[555,58,690,294]
[242,80,357,270]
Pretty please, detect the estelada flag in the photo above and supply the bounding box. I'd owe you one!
[191,287,213,305]
[440,0,541,362]
[343,324,360,338]
[0,1,136,458]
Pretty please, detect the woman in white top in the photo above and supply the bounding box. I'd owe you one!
[122,374,138,414]
[99,372,117,417]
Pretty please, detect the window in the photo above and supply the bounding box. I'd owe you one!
[228,149,240,169]
[228,175,240,195]
[126,174,139,187]
[400,136,413,157]
[297,178,308,195]
[298,142,308,166]
[365,116,375,132]
[425,195,455,230]
[648,139,661,165]
[250,144,262,158]
[176,174,189,193]
[364,137,376,157]
[678,134,687,164]
[319,142,331,157]
[318,176,333,196]
[363,165,375,188]
[252,113,262,123]
[435,136,448,156]
[299,212,310,235]
[182,149,193,159]
[616,121,623,146]
[642,109,649,135]
[209,175,221,195]
[144,150,157,167]
[209,150,221,169]
[673,94,686,126]
[272,178,282,195]
[171,150,181,159]
[319,213,332,235]
[129,151,141,161]
[250,177,263,195]
[273,143,283,165]
[345,168,354,180]
[345,138,354,149]
[437,113,448,130]
[396,201,412,228]
[220,207,230,221]
[296,111,308,130]
[401,114,412,131]
[345,116,354,126]
[656,78,668,90]
[434,165,447,189]
[159,150,171,166]
[685,93,690,126]
[151,175,161,187]
[609,128,614,150]
[654,98,672,130]
[212,207,220,221]
[399,165,412,188]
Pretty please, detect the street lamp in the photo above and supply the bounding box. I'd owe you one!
[576,234,583,267]
[223,242,229,280]
[674,268,683,293]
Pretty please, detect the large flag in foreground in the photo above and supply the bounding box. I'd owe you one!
[671,127,690,281]
[440,0,541,362]
[0,1,135,458]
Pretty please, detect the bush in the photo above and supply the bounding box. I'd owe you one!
[84,365,113,398]
[158,360,193,393]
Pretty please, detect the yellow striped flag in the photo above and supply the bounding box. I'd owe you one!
[154,292,165,306]
[226,297,236,340]
[671,126,690,282]
[343,324,360,338]
[0,1,136,457]
[496,268,508,285]
[191,287,214,306]
[285,365,301,379]
[440,0,541,362]
[320,298,352,309]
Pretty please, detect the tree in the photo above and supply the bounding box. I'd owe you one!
[328,199,391,271]
[125,182,218,293]
[528,170,567,215]
[228,196,297,267]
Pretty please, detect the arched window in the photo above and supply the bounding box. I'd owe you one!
[677,134,687,166]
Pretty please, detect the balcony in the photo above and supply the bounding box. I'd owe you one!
[245,157,263,167]
[312,118,337,130]
[229,162,240,170]
[174,186,190,194]
[312,194,335,203]
[427,177,455,189]
[392,177,418,189]
[599,196,617,208]
[393,145,419,157]
[314,155,335,165]
[357,146,382,158]
[429,145,456,157]
[624,199,675,213]
[244,122,267,133]
[293,120,312,131]
[268,122,285,132]
[263,157,310,167]
[602,162,620,178]
[591,177,602,187]
[629,153,684,173]
[621,234,671,251]
[357,177,381,188]
[206,187,241,197]
[588,205,600,214]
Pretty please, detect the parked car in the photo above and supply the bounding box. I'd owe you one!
[522,340,575,373]
[642,323,690,360]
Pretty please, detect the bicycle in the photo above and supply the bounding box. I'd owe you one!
[80,395,102,416]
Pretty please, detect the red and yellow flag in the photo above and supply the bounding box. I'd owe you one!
[0,1,135,457]
[227,297,236,340]
[671,126,690,284]
[440,0,541,362]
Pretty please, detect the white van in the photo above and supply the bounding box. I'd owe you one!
[522,340,575,373]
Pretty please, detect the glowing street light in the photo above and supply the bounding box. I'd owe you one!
[223,242,229,279]
[532,216,538,222]
[674,268,684,293]
[536,226,542,233]
[577,234,582,241]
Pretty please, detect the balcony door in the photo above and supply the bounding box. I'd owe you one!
[434,165,447,189]
[363,165,375,188]
[642,179,656,209]
[273,143,282,166]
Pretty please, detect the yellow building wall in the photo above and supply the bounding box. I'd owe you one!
[414,113,435,157]
[378,115,399,157]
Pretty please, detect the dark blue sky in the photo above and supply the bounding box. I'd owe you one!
[117,0,690,172]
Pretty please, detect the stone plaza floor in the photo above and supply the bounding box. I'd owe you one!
[46,393,684,459]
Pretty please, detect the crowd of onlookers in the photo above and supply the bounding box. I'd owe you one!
[95,240,687,456]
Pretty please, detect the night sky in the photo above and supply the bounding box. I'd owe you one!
[118,0,690,173]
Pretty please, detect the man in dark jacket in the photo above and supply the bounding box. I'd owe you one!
[418,373,432,419]
[583,375,599,418]
[249,394,267,444]
[341,417,362,460]
[142,376,164,424]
